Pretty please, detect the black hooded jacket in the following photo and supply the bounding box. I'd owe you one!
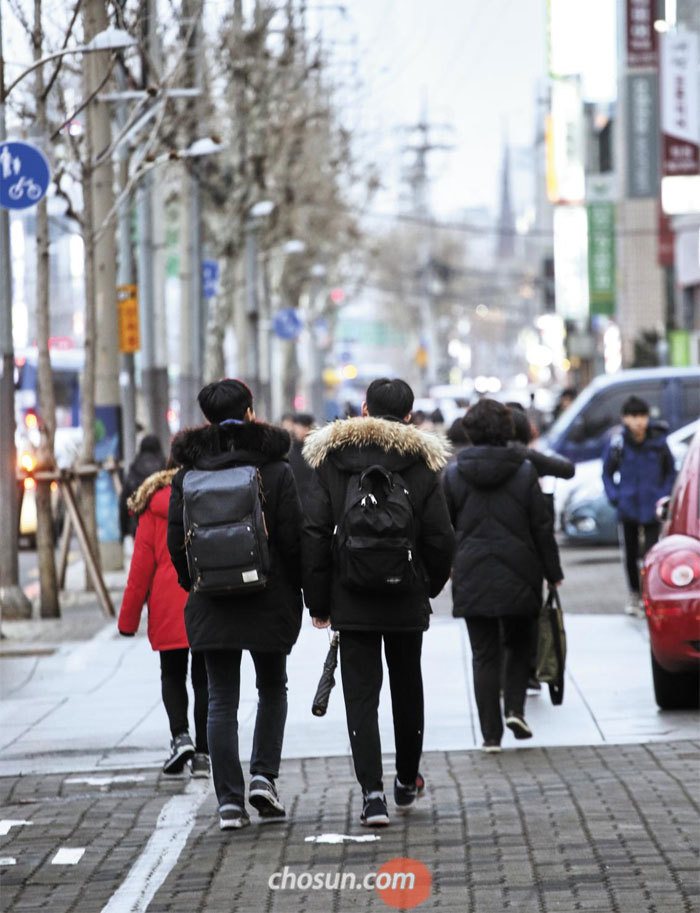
[301,416,456,632]
[443,445,563,619]
[166,421,303,653]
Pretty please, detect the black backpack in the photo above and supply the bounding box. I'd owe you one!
[182,465,270,595]
[335,464,417,593]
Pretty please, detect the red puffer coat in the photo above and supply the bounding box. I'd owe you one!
[118,469,189,650]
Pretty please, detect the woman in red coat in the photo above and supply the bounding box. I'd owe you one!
[118,468,209,777]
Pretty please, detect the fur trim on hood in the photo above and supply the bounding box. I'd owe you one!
[171,420,290,469]
[127,468,178,516]
[303,416,451,473]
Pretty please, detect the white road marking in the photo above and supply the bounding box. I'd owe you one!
[51,848,86,865]
[304,834,382,844]
[0,820,32,836]
[0,857,17,865]
[100,779,210,913]
[65,775,146,787]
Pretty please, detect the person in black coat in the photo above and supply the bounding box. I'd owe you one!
[120,434,166,537]
[167,379,303,831]
[287,412,315,507]
[302,378,455,827]
[443,399,563,752]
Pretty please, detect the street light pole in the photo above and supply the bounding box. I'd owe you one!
[0,4,32,617]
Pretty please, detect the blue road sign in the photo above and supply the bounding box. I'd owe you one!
[0,141,51,210]
[202,259,220,299]
[273,308,304,340]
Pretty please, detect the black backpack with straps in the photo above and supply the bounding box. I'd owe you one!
[335,464,417,593]
[182,464,270,595]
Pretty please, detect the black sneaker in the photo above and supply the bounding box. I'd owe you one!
[527,677,542,693]
[249,775,286,819]
[163,732,195,774]
[393,774,425,813]
[190,753,210,779]
[505,713,533,740]
[219,805,251,831]
[482,740,503,753]
[360,793,390,827]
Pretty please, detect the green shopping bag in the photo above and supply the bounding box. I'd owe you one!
[535,585,566,706]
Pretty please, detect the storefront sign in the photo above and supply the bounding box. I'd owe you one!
[626,0,657,69]
[626,73,659,198]
[660,32,699,177]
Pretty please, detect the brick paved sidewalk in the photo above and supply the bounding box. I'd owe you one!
[1,741,698,913]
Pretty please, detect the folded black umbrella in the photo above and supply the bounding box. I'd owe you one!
[311,632,339,717]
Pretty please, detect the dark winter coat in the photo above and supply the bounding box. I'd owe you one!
[602,425,675,524]
[288,436,314,506]
[443,445,563,620]
[301,416,456,632]
[167,421,303,654]
[509,442,575,480]
[118,470,189,651]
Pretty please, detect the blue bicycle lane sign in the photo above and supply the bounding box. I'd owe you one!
[0,141,51,210]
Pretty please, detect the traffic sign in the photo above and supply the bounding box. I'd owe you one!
[273,308,304,340]
[0,141,51,210]
[117,284,140,353]
[202,259,220,298]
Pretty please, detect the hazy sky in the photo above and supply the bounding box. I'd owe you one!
[310,0,549,218]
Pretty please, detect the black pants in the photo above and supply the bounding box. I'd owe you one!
[204,650,288,809]
[339,630,424,793]
[159,648,208,753]
[466,616,534,744]
[621,521,660,593]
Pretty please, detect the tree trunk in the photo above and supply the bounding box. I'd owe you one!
[80,148,99,590]
[33,0,59,617]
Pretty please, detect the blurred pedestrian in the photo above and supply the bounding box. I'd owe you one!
[443,399,563,752]
[118,468,209,777]
[288,412,315,506]
[526,392,544,435]
[553,387,577,421]
[302,378,455,827]
[507,403,571,691]
[280,412,296,434]
[120,434,166,538]
[446,415,469,461]
[167,379,303,831]
[602,395,675,616]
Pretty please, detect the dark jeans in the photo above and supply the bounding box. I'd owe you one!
[204,649,288,810]
[621,521,660,592]
[159,648,208,753]
[466,616,534,744]
[339,630,424,793]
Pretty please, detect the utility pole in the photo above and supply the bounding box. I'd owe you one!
[401,115,453,390]
[83,0,122,571]
[178,0,203,429]
[137,0,169,450]
[0,3,32,618]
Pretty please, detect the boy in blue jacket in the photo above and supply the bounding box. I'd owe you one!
[602,396,675,616]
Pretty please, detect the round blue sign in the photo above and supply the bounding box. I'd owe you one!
[0,141,51,210]
[273,308,304,340]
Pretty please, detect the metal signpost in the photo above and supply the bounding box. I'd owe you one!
[0,138,50,618]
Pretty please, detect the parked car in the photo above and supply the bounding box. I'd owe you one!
[538,367,700,464]
[559,419,700,546]
[641,428,700,710]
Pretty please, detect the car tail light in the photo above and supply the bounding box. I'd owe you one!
[660,550,700,588]
[19,452,36,473]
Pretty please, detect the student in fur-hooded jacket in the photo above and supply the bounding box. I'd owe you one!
[118,468,209,778]
[302,378,455,828]
[167,379,303,831]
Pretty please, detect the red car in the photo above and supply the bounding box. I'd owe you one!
[642,428,700,709]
